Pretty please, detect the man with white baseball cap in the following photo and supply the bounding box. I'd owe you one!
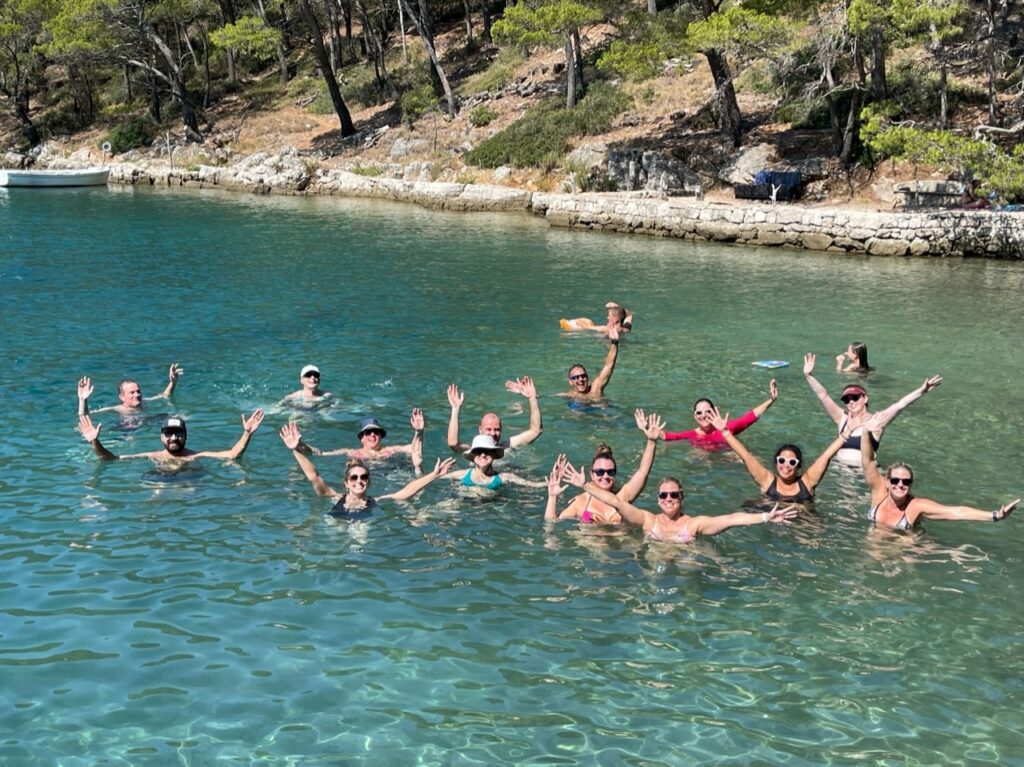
[281,364,332,406]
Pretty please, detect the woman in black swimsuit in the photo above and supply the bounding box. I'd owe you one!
[280,423,455,515]
[710,407,847,503]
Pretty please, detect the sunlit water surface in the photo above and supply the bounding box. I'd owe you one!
[2,187,1023,765]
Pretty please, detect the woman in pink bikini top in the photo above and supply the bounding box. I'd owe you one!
[561,470,799,543]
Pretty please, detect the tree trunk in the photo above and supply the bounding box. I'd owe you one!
[869,27,886,102]
[14,88,41,146]
[647,0,657,13]
[123,64,133,101]
[462,0,473,43]
[571,26,584,94]
[477,0,491,42]
[400,0,457,116]
[839,37,866,167]
[564,37,577,109]
[298,0,357,135]
[145,24,203,140]
[327,0,341,69]
[703,48,742,147]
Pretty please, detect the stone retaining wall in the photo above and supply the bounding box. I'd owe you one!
[106,158,1024,259]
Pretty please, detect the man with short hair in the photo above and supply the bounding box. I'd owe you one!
[79,410,264,463]
[559,325,619,401]
[77,363,183,416]
[305,411,425,471]
[447,375,543,454]
[281,364,332,405]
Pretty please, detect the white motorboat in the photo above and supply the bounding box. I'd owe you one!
[0,167,110,187]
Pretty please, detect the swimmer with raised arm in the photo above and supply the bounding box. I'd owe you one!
[544,409,663,524]
[712,406,847,504]
[79,410,264,463]
[663,379,778,450]
[305,411,424,471]
[281,364,332,406]
[557,464,798,542]
[446,376,542,454]
[836,342,872,374]
[443,435,547,490]
[559,301,634,335]
[280,422,455,517]
[860,429,1019,530]
[804,352,941,465]
[77,363,183,416]
[559,325,620,402]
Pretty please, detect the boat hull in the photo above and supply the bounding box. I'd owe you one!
[0,168,110,187]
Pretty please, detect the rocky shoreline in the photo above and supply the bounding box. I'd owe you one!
[20,146,1024,259]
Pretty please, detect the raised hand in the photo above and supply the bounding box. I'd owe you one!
[996,498,1020,521]
[410,408,425,432]
[561,460,586,489]
[836,353,847,369]
[642,411,665,440]
[505,375,537,399]
[242,408,265,434]
[709,405,729,433]
[433,457,456,477]
[922,375,943,393]
[769,378,778,401]
[77,376,93,401]
[633,408,648,432]
[766,503,799,524]
[168,363,184,382]
[803,352,816,375]
[547,454,570,497]
[79,414,101,442]
[279,422,302,450]
[447,384,464,409]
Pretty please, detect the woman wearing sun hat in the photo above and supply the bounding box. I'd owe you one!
[444,435,546,490]
[803,352,942,466]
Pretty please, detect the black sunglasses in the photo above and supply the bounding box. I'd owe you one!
[888,477,912,487]
[569,373,588,381]
[303,372,320,379]
[841,393,863,404]
[347,473,370,482]
[592,467,616,477]
[658,491,683,500]
[161,429,186,437]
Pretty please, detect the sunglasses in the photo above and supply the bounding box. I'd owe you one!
[347,473,370,482]
[592,467,617,477]
[303,373,320,379]
[841,393,864,404]
[658,491,683,500]
[472,450,497,458]
[361,430,384,438]
[776,457,800,467]
[888,477,913,487]
[161,430,186,438]
[569,373,588,381]
[694,410,713,417]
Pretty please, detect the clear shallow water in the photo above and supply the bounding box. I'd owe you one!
[2,186,1023,765]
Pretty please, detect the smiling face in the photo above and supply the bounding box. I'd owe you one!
[118,380,142,409]
[656,480,684,518]
[841,387,868,416]
[359,429,384,451]
[692,399,715,431]
[345,466,371,497]
[471,450,496,471]
[774,449,801,480]
[568,366,590,393]
[887,466,914,503]
[301,371,320,391]
[479,414,502,443]
[161,428,187,455]
[590,457,617,490]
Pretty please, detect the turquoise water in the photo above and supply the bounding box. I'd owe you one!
[2,186,1023,765]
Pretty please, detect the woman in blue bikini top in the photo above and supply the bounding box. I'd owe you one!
[445,435,546,491]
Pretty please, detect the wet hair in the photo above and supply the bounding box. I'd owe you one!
[609,306,627,324]
[886,462,914,482]
[345,458,369,479]
[118,379,138,395]
[568,363,588,377]
[774,444,804,467]
[692,398,715,413]
[658,476,683,490]
[592,443,615,467]
[848,341,870,371]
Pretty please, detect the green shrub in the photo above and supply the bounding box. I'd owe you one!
[105,116,156,154]
[568,81,633,135]
[469,104,497,127]
[461,49,524,95]
[399,81,438,125]
[350,164,384,177]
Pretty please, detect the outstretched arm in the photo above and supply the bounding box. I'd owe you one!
[589,326,620,397]
[77,376,94,416]
[151,363,183,401]
[280,422,335,496]
[803,353,844,424]
[501,471,548,488]
[860,427,888,504]
[915,497,1019,523]
[446,384,468,453]
[618,409,662,502]
[506,376,543,448]
[714,407,774,490]
[802,432,849,491]
[201,408,265,460]
[693,504,800,537]
[381,457,456,501]
[871,375,943,430]
[79,415,120,461]
[752,378,779,418]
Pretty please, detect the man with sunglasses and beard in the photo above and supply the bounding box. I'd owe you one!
[559,325,620,403]
[803,352,942,466]
[281,364,332,406]
[78,411,265,463]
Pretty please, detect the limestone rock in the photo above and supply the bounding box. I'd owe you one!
[720,144,777,185]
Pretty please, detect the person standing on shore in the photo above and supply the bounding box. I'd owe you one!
[77,363,183,416]
[446,376,543,454]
